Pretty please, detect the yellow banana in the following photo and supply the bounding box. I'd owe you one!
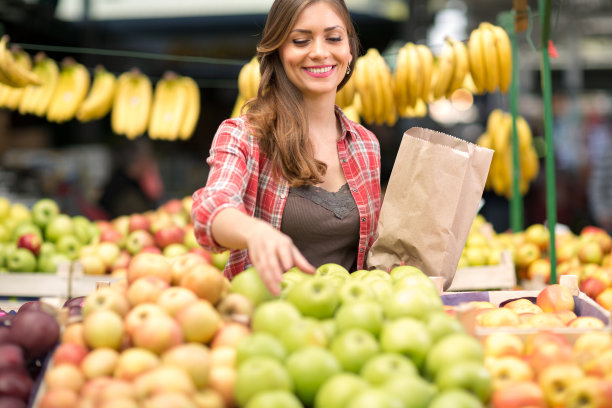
[76,66,116,122]
[153,75,188,141]
[343,104,360,123]
[489,109,508,153]
[231,93,247,118]
[0,36,40,88]
[112,70,152,139]
[432,38,455,100]
[46,60,90,123]
[354,55,374,124]
[467,28,486,94]
[237,59,253,99]
[447,39,469,98]
[335,69,356,109]
[522,143,540,182]
[19,55,59,116]
[404,97,427,118]
[392,44,410,115]
[0,50,31,109]
[378,53,397,126]
[405,42,422,109]
[250,57,260,99]
[491,25,512,94]
[415,44,434,103]
[365,49,385,125]
[479,23,499,93]
[148,74,173,140]
[516,115,533,153]
[178,76,200,140]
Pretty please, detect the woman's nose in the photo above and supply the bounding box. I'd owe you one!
[310,37,329,59]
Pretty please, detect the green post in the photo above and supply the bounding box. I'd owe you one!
[538,0,557,283]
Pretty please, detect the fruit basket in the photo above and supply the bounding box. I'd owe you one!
[447,250,516,292]
[443,275,611,343]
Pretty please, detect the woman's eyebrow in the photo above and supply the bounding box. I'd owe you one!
[291,25,346,34]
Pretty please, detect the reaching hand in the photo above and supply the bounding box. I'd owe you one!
[247,221,315,295]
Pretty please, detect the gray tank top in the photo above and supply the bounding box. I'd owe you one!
[280,183,360,271]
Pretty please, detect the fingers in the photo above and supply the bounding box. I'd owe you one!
[292,248,316,274]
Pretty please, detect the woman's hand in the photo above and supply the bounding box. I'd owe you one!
[247,221,315,295]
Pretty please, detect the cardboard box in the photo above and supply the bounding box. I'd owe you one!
[447,250,516,291]
[441,275,611,343]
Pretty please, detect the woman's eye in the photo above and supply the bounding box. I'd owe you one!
[328,37,343,42]
[293,39,309,45]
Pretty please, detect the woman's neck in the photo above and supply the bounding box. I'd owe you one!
[304,94,339,143]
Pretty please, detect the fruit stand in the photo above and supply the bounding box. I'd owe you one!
[2,1,612,408]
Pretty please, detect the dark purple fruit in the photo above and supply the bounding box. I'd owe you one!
[0,368,32,402]
[0,345,24,371]
[0,396,27,408]
[63,296,85,309]
[9,311,59,359]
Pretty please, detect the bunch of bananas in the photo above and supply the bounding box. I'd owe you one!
[477,109,540,198]
[354,48,397,126]
[431,37,469,101]
[46,59,91,123]
[468,22,512,94]
[148,72,200,141]
[0,35,40,89]
[111,69,153,139]
[0,48,35,110]
[232,56,260,118]
[393,42,433,118]
[76,65,116,122]
[18,54,59,117]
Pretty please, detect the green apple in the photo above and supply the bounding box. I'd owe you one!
[231,267,276,306]
[234,356,294,407]
[379,317,432,369]
[236,332,287,366]
[285,346,342,406]
[245,390,303,408]
[314,372,369,408]
[435,360,493,403]
[45,214,74,243]
[163,243,188,258]
[278,317,328,353]
[346,269,369,280]
[425,312,465,344]
[389,264,427,281]
[383,376,438,408]
[361,269,392,282]
[330,328,379,373]
[0,224,10,242]
[9,202,31,224]
[425,332,485,380]
[56,234,82,260]
[315,263,350,280]
[427,389,483,408]
[251,299,302,337]
[359,352,419,385]
[211,250,230,270]
[338,279,375,304]
[382,286,443,321]
[183,225,199,249]
[72,215,93,244]
[285,277,340,319]
[334,300,384,337]
[6,247,37,272]
[345,389,404,408]
[392,273,439,296]
[368,278,393,303]
[11,221,42,243]
[38,252,70,274]
[31,198,60,229]
[320,318,336,340]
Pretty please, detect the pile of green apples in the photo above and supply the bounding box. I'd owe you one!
[229,264,493,408]
[0,197,100,273]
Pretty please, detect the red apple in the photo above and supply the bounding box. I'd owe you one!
[131,313,184,355]
[536,284,575,313]
[596,287,612,311]
[100,228,125,246]
[154,225,185,249]
[123,303,166,336]
[38,389,79,408]
[179,263,226,305]
[567,316,606,329]
[127,252,173,284]
[125,230,156,255]
[580,276,608,299]
[52,343,89,367]
[490,381,547,408]
[17,233,42,257]
[210,321,251,349]
[161,199,184,215]
[170,253,208,285]
[44,363,85,392]
[127,275,170,306]
[188,247,213,264]
[128,214,151,233]
[156,286,198,317]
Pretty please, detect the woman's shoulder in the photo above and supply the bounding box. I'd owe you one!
[214,115,258,146]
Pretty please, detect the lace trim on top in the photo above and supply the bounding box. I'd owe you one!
[289,183,356,219]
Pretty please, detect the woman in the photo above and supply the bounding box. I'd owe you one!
[191,0,381,294]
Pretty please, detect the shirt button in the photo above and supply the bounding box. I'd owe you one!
[359,248,364,253]
[352,188,358,193]
[280,192,287,199]
[342,158,348,163]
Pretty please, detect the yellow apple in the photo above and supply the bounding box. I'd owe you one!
[485,356,534,391]
[81,347,120,379]
[482,333,524,357]
[114,347,161,381]
[161,342,211,389]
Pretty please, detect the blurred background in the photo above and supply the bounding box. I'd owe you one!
[1,0,611,234]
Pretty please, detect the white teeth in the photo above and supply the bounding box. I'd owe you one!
[306,66,333,74]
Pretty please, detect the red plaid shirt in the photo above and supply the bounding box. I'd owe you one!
[191,107,381,280]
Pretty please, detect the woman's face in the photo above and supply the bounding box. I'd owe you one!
[279,1,352,100]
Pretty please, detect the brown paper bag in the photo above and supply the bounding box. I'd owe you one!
[366,127,493,290]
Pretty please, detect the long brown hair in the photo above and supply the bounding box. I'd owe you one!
[245,0,359,187]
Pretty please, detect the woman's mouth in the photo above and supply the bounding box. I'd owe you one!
[304,65,335,78]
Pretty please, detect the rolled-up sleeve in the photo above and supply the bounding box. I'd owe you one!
[191,118,254,252]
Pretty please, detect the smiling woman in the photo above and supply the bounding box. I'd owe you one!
[191,0,382,296]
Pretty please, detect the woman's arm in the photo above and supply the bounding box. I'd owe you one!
[211,207,314,295]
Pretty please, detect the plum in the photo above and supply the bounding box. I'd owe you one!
[9,311,59,359]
